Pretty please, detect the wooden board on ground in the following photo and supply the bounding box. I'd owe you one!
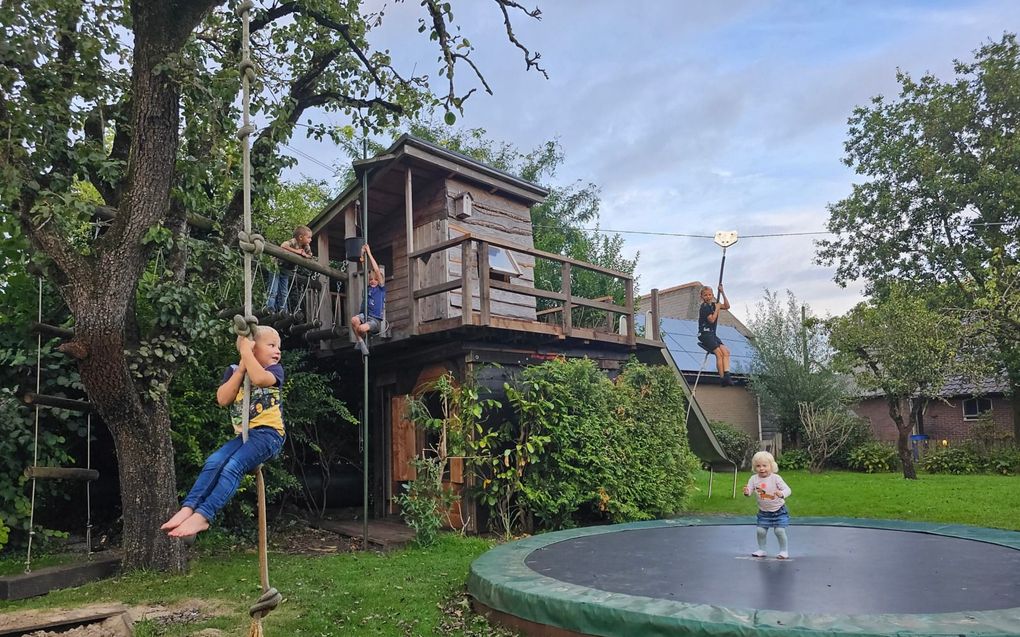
[312,517,415,550]
[0,554,121,601]
[0,604,130,636]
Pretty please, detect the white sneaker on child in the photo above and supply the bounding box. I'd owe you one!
[777,551,789,559]
[751,550,766,557]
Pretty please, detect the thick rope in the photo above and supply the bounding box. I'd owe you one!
[235,2,280,633]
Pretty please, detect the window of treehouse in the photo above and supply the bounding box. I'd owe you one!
[487,246,521,283]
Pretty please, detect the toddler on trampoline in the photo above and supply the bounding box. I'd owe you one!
[743,451,792,559]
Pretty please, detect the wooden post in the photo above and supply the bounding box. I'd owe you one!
[461,240,473,326]
[625,277,636,347]
[561,261,572,337]
[478,241,491,326]
[650,287,660,341]
[406,167,417,335]
[316,232,333,333]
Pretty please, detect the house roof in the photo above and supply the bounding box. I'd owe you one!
[636,315,756,375]
[308,134,549,234]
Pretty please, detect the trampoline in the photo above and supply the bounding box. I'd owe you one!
[468,517,1020,636]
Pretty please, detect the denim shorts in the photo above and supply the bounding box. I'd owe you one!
[757,505,790,528]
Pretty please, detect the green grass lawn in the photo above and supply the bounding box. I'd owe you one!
[686,469,1020,530]
[2,470,1018,634]
[1,534,509,636]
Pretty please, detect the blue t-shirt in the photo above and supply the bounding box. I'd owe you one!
[360,284,386,320]
[220,363,285,435]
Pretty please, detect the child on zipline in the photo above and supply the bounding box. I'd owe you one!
[162,326,286,538]
[743,451,792,559]
[266,225,313,312]
[698,284,733,386]
[350,242,385,356]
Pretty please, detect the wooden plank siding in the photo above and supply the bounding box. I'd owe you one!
[446,178,537,322]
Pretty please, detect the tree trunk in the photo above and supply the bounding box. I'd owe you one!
[887,397,917,479]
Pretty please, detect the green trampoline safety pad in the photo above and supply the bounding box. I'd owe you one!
[467,517,1020,637]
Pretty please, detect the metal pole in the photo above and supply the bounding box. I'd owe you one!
[717,247,727,290]
[361,139,370,550]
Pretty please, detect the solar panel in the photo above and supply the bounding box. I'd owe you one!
[637,315,756,374]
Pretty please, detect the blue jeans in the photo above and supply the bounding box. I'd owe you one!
[757,505,790,528]
[181,428,284,521]
[266,270,292,312]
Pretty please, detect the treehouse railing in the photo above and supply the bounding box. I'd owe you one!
[408,233,638,346]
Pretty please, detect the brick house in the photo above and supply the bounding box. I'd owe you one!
[853,377,1014,447]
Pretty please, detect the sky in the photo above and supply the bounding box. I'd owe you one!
[283,0,1018,320]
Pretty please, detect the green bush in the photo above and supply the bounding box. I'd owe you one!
[847,441,899,473]
[503,358,699,532]
[395,457,456,548]
[709,422,755,469]
[921,448,981,475]
[778,448,809,471]
[984,447,1020,476]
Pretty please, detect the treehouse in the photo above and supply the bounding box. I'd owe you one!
[276,135,727,530]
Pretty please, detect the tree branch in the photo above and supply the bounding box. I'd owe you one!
[295,4,387,87]
[493,0,548,79]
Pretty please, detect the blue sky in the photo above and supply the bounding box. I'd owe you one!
[285,1,1018,319]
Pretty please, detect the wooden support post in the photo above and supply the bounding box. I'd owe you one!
[461,240,474,326]
[625,278,636,347]
[316,232,333,334]
[561,262,572,337]
[477,241,491,326]
[21,392,91,413]
[406,167,417,335]
[650,287,661,341]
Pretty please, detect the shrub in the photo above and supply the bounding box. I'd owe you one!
[709,422,755,470]
[984,447,1020,476]
[847,441,899,473]
[921,448,981,475]
[962,414,1015,456]
[500,358,700,533]
[395,457,454,548]
[778,448,809,471]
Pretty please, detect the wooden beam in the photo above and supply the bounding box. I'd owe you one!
[20,392,91,412]
[477,241,491,326]
[413,280,462,300]
[0,557,121,601]
[409,233,471,259]
[25,466,100,481]
[406,167,417,336]
[561,262,572,338]
[650,288,661,341]
[489,280,566,303]
[461,241,474,327]
[625,278,636,347]
[260,242,345,282]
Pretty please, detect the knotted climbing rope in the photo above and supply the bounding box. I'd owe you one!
[234,3,282,635]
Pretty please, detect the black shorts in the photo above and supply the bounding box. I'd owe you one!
[698,332,723,352]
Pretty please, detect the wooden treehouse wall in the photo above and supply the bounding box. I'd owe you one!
[446,179,537,322]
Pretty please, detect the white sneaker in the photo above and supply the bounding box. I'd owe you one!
[751,550,766,557]
[777,551,789,559]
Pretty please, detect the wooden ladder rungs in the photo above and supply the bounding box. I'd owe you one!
[20,392,91,412]
[24,466,100,481]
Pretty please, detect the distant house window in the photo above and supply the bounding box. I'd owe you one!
[962,397,992,421]
[487,246,520,282]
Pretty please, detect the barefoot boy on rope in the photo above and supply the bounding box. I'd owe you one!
[162,327,286,538]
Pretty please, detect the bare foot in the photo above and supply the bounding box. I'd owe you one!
[161,507,194,532]
[168,512,209,538]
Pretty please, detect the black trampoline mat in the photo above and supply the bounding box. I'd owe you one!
[524,524,1020,614]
